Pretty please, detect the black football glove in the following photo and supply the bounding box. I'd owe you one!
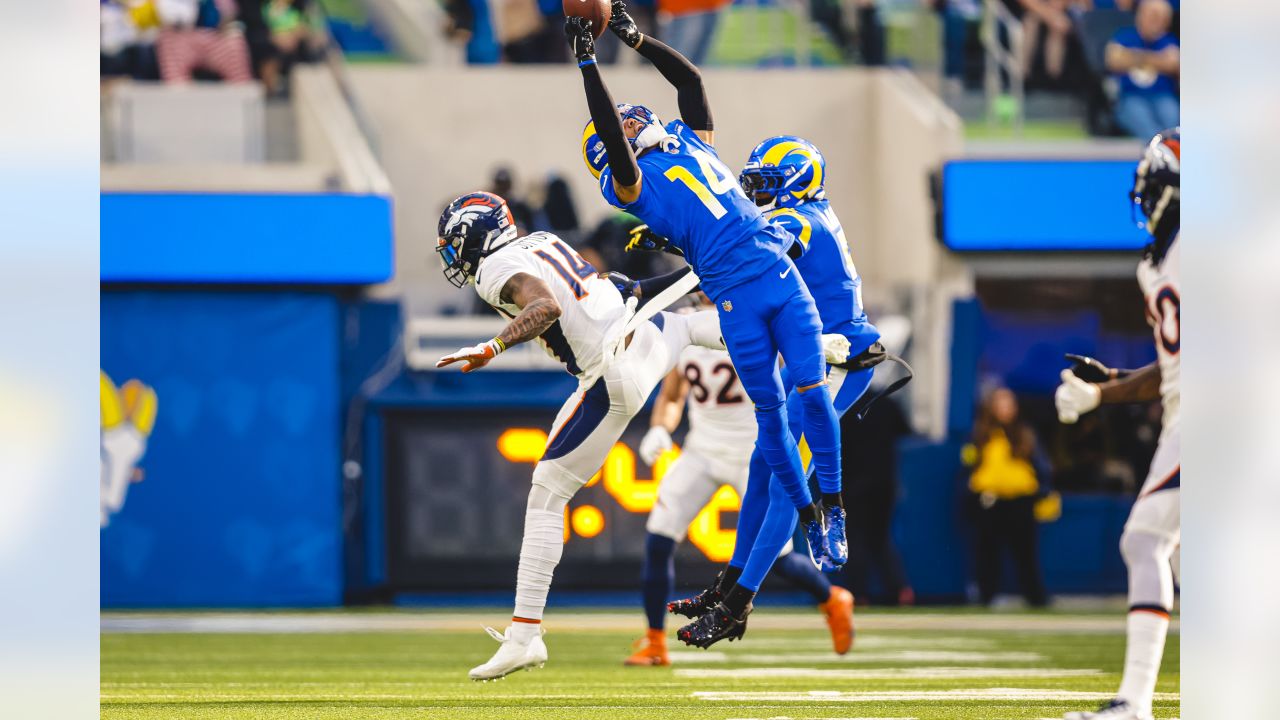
[565,17,596,62]
[625,224,683,257]
[1064,353,1129,383]
[608,1,642,48]
[602,270,639,298]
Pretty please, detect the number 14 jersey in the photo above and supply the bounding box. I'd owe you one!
[475,232,627,381]
[599,120,794,298]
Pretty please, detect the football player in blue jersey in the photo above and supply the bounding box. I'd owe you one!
[565,4,846,646]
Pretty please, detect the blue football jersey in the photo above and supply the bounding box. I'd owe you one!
[600,120,793,298]
[768,199,881,358]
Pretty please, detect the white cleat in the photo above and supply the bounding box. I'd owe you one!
[1064,698,1154,720]
[468,625,548,681]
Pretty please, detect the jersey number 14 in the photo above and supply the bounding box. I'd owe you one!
[663,149,739,219]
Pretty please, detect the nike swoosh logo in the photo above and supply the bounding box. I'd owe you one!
[779,266,793,279]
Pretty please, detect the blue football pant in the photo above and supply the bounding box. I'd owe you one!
[730,365,874,591]
[713,257,836,539]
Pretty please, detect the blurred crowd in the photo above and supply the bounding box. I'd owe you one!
[100,0,325,95]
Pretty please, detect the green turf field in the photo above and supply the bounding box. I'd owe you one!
[101,609,1179,720]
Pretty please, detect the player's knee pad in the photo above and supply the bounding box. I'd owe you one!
[1121,527,1177,610]
[528,460,581,512]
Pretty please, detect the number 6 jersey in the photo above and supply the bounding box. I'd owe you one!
[1137,233,1180,433]
[475,232,627,382]
[598,119,795,298]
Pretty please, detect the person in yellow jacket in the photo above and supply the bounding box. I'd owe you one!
[962,387,1055,607]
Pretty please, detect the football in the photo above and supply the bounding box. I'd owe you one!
[563,0,610,39]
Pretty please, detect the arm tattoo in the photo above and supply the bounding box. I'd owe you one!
[497,272,562,348]
[1098,362,1162,404]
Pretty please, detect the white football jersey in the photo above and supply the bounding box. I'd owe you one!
[475,232,627,381]
[1136,233,1180,431]
[679,345,756,460]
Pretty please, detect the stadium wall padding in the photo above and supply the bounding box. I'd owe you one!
[101,291,342,607]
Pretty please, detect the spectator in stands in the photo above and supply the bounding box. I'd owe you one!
[1105,0,1178,138]
[538,175,581,240]
[1010,0,1088,89]
[963,387,1050,608]
[658,0,732,65]
[253,0,322,95]
[853,0,886,66]
[490,167,536,232]
[101,0,162,80]
[155,0,254,83]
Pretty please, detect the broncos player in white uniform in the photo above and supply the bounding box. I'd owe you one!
[1055,129,1180,720]
[432,192,723,681]
[623,304,856,666]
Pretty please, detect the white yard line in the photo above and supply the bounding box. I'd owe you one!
[693,689,1181,703]
[676,667,1104,680]
[669,650,1047,664]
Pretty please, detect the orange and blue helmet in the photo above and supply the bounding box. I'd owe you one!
[436,191,518,288]
[1131,127,1179,246]
[581,103,666,179]
[739,135,826,210]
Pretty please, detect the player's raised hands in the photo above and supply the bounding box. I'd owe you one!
[565,17,596,62]
[608,1,642,48]
[436,339,505,373]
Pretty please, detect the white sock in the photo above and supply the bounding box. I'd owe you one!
[1116,610,1170,714]
[512,507,565,624]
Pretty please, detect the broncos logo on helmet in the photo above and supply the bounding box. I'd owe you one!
[1131,127,1180,255]
[739,136,826,210]
[436,191,518,288]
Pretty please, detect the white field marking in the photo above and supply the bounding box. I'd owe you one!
[99,610,1177,635]
[692,689,1182,703]
[741,636,996,650]
[675,667,1104,680]
[668,650,1046,664]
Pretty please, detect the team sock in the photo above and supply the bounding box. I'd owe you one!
[729,450,772,568]
[512,507,565,625]
[738,485,798,591]
[753,402,812,510]
[1116,608,1170,714]
[641,533,676,630]
[720,563,743,590]
[796,383,842,495]
[772,550,832,603]
[798,502,820,525]
[821,492,843,510]
[722,584,755,617]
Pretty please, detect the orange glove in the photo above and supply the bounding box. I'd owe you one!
[436,338,505,373]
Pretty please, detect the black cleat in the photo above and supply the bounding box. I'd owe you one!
[676,602,751,648]
[667,570,724,619]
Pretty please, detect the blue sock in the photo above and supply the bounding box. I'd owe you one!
[798,383,842,495]
[773,551,832,603]
[641,533,675,630]
[737,480,799,592]
[754,401,812,510]
[729,448,772,569]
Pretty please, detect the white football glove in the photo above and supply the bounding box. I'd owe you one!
[1055,368,1101,424]
[821,333,851,365]
[435,338,503,373]
[638,426,673,465]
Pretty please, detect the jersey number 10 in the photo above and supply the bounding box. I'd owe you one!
[664,149,739,220]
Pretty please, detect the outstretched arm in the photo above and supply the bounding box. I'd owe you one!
[608,1,714,142]
[567,18,642,204]
[435,272,562,372]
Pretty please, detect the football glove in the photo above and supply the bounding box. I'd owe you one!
[436,338,504,373]
[602,270,639,298]
[1064,353,1123,383]
[1055,368,1101,424]
[608,1,642,48]
[821,333,851,365]
[639,426,673,465]
[625,224,683,256]
[565,17,596,62]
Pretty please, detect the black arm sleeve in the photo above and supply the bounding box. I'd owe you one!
[580,62,641,188]
[638,266,699,299]
[635,37,713,132]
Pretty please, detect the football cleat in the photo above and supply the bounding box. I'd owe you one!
[622,628,670,666]
[676,602,751,649]
[468,625,548,681]
[802,514,830,570]
[1063,698,1154,720]
[668,570,724,619]
[821,504,848,571]
[819,586,855,655]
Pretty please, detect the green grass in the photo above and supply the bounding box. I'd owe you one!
[101,609,1179,719]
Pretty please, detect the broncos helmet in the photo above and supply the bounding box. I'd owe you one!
[436,191,518,288]
[1131,128,1180,252]
[739,136,826,210]
[581,103,667,179]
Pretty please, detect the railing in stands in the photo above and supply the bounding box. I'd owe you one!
[980,0,1025,135]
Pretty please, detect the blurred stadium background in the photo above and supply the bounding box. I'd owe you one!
[99,0,1177,615]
